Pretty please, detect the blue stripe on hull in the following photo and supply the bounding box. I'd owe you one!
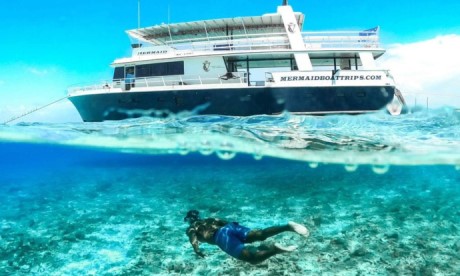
[69,86,395,122]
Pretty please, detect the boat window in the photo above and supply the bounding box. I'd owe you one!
[310,56,361,71]
[113,67,124,80]
[136,61,184,78]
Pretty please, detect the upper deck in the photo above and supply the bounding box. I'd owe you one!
[121,7,382,64]
[114,29,382,66]
[127,13,305,45]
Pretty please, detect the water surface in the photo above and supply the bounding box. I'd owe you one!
[0,109,459,275]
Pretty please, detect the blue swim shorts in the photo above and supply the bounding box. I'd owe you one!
[214,222,251,259]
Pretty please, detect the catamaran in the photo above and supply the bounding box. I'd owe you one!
[68,0,405,122]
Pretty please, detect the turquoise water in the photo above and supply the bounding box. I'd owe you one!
[0,109,459,275]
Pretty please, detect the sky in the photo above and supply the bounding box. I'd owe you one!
[0,0,459,123]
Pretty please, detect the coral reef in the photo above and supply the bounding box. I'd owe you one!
[0,154,459,275]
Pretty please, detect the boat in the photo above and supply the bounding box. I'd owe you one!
[68,0,406,122]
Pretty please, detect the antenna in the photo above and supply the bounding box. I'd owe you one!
[132,0,142,48]
[137,0,141,29]
[168,4,171,24]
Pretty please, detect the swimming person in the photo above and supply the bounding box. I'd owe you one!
[184,210,310,265]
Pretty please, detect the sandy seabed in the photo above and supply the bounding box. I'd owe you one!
[0,153,459,275]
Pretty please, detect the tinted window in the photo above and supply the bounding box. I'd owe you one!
[113,67,124,80]
[136,61,184,78]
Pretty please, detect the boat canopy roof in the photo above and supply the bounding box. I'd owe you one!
[127,12,305,45]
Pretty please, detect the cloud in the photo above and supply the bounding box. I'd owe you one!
[0,64,85,123]
[26,66,61,76]
[1,64,75,103]
[378,34,460,108]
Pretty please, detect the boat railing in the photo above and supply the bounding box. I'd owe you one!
[145,30,380,54]
[302,31,380,49]
[170,32,291,52]
[68,72,247,95]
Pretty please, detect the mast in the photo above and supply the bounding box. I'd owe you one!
[282,0,288,5]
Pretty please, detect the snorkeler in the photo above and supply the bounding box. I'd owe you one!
[184,210,309,265]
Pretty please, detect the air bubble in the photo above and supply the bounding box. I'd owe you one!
[344,164,359,172]
[216,142,236,160]
[199,140,213,156]
[308,162,319,169]
[216,150,236,160]
[177,142,190,156]
[372,164,390,175]
[251,148,264,161]
[253,153,263,161]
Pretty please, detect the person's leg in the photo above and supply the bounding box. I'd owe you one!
[238,243,297,265]
[245,225,290,243]
[245,221,309,243]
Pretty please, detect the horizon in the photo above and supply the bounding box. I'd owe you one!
[1,0,459,123]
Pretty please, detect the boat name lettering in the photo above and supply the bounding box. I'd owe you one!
[137,50,168,56]
[280,75,382,81]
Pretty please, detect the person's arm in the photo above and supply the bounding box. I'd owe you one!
[186,227,205,258]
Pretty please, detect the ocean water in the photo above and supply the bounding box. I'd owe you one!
[0,109,459,275]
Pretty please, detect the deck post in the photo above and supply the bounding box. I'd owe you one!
[278,5,313,70]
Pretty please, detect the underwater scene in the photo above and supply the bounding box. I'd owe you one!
[0,109,459,275]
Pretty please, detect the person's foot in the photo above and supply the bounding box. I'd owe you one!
[288,221,310,237]
[274,243,298,252]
